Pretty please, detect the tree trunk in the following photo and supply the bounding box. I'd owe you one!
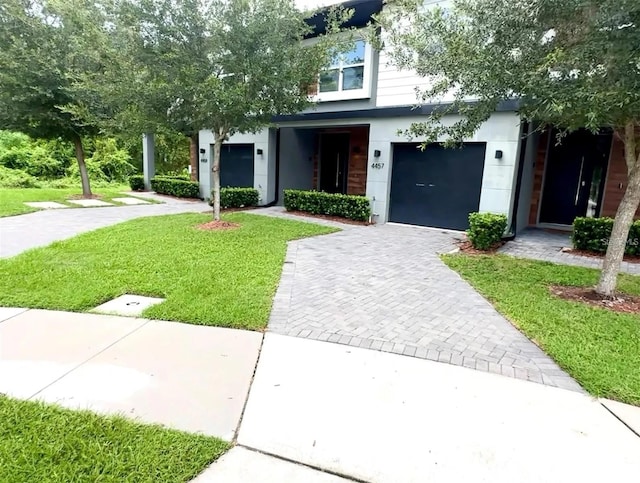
[73,136,92,198]
[211,132,222,221]
[189,134,199,181]
[596,123,640,296]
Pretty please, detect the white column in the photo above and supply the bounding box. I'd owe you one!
[142,133,155,190]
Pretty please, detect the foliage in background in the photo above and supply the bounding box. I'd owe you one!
[0,0,112,197]
[467,212,507,250]
[0,131,134,186]
[129,174,145,191]
[374,0,640,296]
[284,189,371,222]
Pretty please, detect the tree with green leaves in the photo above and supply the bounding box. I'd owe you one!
[0,0,105,197]
[375,0,640,296]
[83,0,349,220]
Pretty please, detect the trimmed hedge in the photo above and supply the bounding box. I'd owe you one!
[150,176,200,198]
[283,189,371,222]
[572,217,640,255]
[210,187,260,209]
[467,212,508,250]
[129,174,145,191]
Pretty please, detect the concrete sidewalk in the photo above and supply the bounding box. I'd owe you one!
[0,308,261,440]
[237,334,640,483]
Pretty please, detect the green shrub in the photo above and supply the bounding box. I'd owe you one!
[151,176,200,198]
[467,212,508,250]
[283,189,371,222]
[0,166,40,188]
[572,217,640,255]
[88,138,136,182]
[129,175,145,191]
[210,187,260,209]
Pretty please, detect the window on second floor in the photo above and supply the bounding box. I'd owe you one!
[319,40,366,93]
[308,38,374,102]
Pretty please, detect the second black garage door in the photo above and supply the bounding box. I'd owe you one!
[389,143,486,230]
[218,144,254,188]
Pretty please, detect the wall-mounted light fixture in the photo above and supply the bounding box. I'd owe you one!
[374,149,381,158]
[256,148,264,156]
[495,150,503,159]
[199,148,206,154]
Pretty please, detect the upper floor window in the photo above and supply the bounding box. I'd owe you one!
[319,40,366,93]
[308,38,374,102]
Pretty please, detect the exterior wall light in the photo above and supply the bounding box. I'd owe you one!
[374,149,381,157]
[256,148,264,156]
[495,150,503,159]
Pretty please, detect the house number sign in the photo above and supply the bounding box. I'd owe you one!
[370,162,384,169]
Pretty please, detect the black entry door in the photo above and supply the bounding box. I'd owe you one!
[319,133,350,193]
[539,130,611,225]
[219,144,254,187]
[389,143,486,230]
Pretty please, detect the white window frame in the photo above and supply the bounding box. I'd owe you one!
[305,35,374,103]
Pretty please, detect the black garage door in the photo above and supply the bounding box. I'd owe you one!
[389,143,486,230]
[219,144,254,187]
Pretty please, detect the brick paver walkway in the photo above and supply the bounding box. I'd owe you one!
[499,228,640,275]
[0,194,208,258]
[258,210,581,391]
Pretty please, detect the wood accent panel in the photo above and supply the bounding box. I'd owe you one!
[601,135,630,218]
[528,130,549,225]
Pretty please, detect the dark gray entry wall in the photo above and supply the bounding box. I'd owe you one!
[217,144,255,188]
[389,143,486,230]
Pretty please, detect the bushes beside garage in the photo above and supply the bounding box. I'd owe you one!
[150,176,201,199]
[572,217,640,255]
[283,189,371,222]
[466,212,508,250]
[210,187,260,209]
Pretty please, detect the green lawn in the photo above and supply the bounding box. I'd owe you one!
[0,213,337,329]
[0,186,154,217]
[443,254,640,406]
[0,395,228,483]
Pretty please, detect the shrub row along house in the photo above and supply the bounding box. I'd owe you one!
[141,0,632,233]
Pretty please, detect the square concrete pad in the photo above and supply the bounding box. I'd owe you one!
[0,310,146,399]
[112,197,151,205]
[0,307,27,323]
[24,201,67,209]
[193,447,351,482]
[91,294,165,317]
[601,398,640,436]
[239,334,640,483]
[37,320,262,439]
[66,199,113,207]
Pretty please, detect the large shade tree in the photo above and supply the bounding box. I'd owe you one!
[0,0,104,197]
[375,0,640,296]
[83,0,349,219]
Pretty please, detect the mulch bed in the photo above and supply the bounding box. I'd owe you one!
[550,285,640,314]
[196,220,240,231]
[200,207,257,214]
[562,247,640,264]
[285,210,371,226]
[456,239,505,255]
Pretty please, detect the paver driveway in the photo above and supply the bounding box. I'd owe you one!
[0,194,208,258]
[266,215,581,391]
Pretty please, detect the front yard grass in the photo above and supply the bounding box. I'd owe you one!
[0,186,153,217]
[0,395,228,482]
[443,254,640,406]
[0,212,337,329]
